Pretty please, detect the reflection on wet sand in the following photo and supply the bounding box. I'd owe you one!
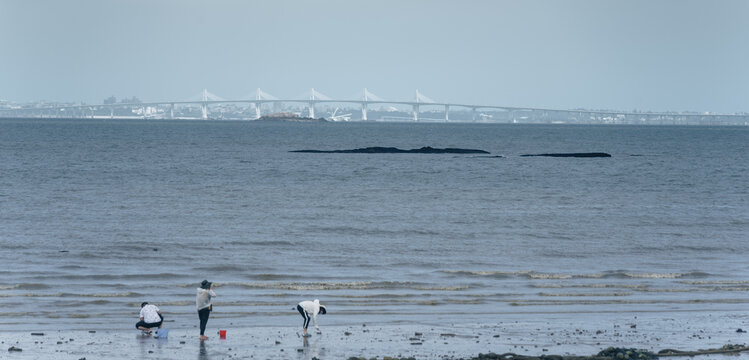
[199,341,210,360]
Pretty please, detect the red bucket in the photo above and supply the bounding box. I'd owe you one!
[219,330,226,339]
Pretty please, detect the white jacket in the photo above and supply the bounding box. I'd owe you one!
[298,299,322,330]
[196,288,216,310]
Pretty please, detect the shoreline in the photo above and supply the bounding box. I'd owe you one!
[4,314,748,360]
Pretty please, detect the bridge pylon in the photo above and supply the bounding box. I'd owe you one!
[413,89,421,122]
[201,88,209,120]
[362,88,369,121]
[308,88,316,118]
[254,88,262,119]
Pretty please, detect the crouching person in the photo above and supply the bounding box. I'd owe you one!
[136,302,163,334]
[297,299,326,337]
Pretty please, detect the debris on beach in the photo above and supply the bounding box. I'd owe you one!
[347,357,416,360]
[657,344,749,357]
[455,344,749,360]
[7,346,22,352]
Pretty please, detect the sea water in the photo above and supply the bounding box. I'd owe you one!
[0,119,747,332]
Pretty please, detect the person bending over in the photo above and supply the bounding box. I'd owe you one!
[196,280,216,340]
[297,299,326,337]
[135,302,163,334]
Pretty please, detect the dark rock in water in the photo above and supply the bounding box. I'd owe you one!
[521,152,611,158]
[597,347,657,360]
[291,146,489,154]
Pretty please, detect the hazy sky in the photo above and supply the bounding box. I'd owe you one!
[1,0,747,112]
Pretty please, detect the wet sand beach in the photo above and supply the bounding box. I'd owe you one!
[3,311,749,360]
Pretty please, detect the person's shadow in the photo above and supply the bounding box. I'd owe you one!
[198,341,211,360]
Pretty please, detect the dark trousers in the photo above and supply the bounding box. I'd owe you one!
[297,304,311,329]
[136,313,163,329]
[198,307,211,335]
[135,320,162,329]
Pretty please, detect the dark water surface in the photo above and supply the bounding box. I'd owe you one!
[0,119,747,331]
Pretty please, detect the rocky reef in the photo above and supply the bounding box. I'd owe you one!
[291,146,490,154]
[520,153,611,158]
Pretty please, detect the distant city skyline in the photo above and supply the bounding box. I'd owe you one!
[1,0,747,113]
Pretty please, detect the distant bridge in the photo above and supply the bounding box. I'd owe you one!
[1,88,746,125]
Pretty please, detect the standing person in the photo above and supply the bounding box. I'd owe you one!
[135,302,163,334]
[297,299,326,337]
[196,280,216,340]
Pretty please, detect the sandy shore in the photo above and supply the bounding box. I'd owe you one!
[3,312,749,360]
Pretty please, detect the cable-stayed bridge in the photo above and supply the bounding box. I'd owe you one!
[1,88,746,125]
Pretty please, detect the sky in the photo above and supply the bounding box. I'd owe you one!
[1,0,747,113]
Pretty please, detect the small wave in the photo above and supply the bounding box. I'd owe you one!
[538,292,633,297]
[0,283,51,290]
[620,271,710,279]
[444,298,486,304]
[52,299,112,307]
[57,265,87,270]
[251,273,300,281]
[37,273,187,281]
[244,240,295,246]
[416,300,440,306]
[193,264,248,272]
[336,293,417,299]
[69,313,96,318]
[640,286,749,293]
[509,298,749,306]
[307,225,439,238]
[59,291,143,298]
[229,281,461,291]
[439,270,515,279]
[679,280,749,285]
[234,281,389,290]
[441,270,711,280]
[530,284,649,289]
[414,285,469,291]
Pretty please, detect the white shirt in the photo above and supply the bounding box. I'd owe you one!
[298,299,322,330]
[139,304,161,323]
[196,288,216,310]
